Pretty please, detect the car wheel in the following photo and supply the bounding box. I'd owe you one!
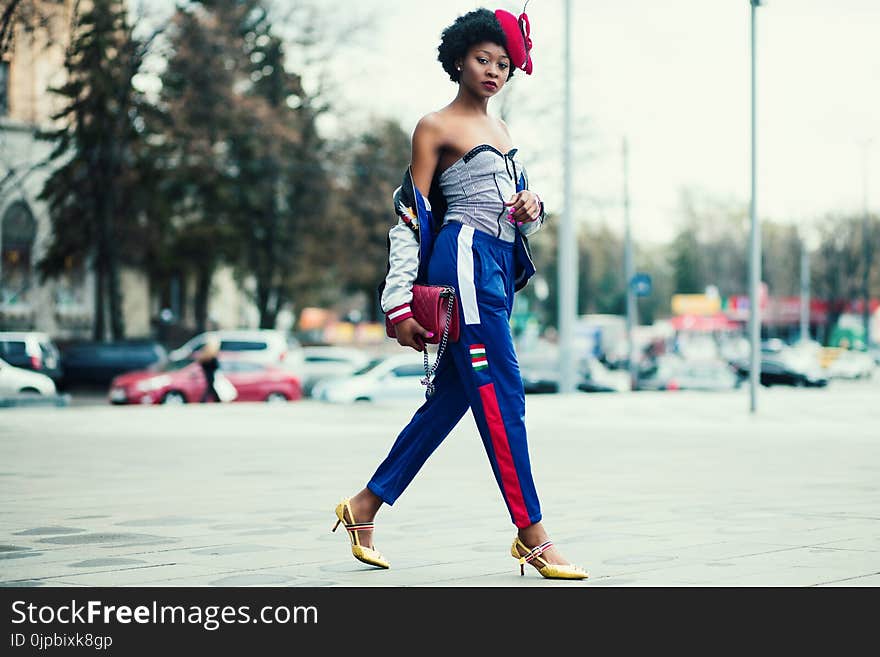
[161,391,187,405]
[265,392,288,403]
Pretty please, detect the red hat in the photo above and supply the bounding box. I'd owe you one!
[494,8,533,75]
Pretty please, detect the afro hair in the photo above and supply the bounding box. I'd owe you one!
[437,8,514,83]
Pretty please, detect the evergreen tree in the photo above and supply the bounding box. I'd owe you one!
[334,119,410,321]
[159,0,334,330]
[229,22,320,329]
[37,0,154,340]
[158,2,254,332]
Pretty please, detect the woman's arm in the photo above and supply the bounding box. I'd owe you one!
[386,114,444,352]
[410,113,443,197]
[497,118,545,235]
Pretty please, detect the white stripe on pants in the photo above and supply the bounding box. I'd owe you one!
[456,225,480,325]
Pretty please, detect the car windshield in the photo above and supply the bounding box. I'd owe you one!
[352,358,385,376]
[159,359,194,372]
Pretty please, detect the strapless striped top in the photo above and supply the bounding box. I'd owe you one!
[438,144,523,243]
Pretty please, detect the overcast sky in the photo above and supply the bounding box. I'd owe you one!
[140,1,880,245]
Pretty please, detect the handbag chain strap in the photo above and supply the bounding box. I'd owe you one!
[421,287,455,398]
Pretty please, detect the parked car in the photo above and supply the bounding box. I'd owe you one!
[666,359,741,391]
[312,353,428,403]
[0,356,57,396]
[168,330,304,373]
[0,331,62,384]
[518,354,628,394]
[299,345,374,397]
[825,349,875,380]
[57,340,167,389]
[108,357,303,405]
[581,357,631,392]
[676,334,720,361]
[761,338,788,354]
[635,354,686,391]
[730,356,829,387]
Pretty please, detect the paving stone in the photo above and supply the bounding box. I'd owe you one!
[1,379,878,586]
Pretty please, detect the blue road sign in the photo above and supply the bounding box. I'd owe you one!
[630,273,652,297]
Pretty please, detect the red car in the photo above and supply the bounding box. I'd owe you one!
[108,358,303,405]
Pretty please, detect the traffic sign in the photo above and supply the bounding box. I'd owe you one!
[630,273,652,297]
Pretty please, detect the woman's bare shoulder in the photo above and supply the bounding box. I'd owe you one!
[413,110,453,141]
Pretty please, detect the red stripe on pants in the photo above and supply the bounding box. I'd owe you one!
[478,383,530,527]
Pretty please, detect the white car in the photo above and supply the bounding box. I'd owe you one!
[312,353,428,403]
[168,329,305,373]
[0,357,57,396]
[826,350,875,380]
[300,346,375,396]
[580,357,631,392]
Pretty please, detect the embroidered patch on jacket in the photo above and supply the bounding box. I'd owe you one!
[397,201,419,229]
[470,344,488,371]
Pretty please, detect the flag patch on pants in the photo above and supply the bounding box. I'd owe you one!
[470,344,488,371]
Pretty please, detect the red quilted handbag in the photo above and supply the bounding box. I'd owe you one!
[385,285,460,344]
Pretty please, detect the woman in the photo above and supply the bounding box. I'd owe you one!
[333,7,587,580]
[197,337,221,403]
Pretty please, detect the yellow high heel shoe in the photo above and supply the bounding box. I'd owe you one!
[332,498,390,569]
[511,536,588,580]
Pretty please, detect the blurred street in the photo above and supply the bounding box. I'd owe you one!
[1,378,878,587]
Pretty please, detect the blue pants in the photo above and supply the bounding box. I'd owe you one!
[368,222,542,528]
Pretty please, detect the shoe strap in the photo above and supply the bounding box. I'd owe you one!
[522,540,554,564]
[345,522,374,533]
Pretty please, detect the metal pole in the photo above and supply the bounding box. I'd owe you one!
[558,0,577,393]
[748,0,762,413]
[623,137,637,390]
[799,242,809,343]
[861,141,872,349]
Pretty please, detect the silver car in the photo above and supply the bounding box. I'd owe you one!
[299,346,374,396]
[312,353,428,403]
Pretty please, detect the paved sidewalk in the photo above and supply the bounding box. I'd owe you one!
[1,381,878,587]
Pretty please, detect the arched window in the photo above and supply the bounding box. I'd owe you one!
[1,201,37,305]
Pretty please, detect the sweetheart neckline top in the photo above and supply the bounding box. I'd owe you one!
[438,143,519,180]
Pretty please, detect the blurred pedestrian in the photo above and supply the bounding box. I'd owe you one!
[332,6,587,580]
[197,337,221,403]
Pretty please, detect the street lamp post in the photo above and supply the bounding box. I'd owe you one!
[622,137,638,390]
[748,0,763,413]
[799,225,821,344]
[558,0,578,393]
[799,238,810,344]
[860,140,873,349]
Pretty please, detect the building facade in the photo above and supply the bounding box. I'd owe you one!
[0,0,96,335]
[0,2,257,341]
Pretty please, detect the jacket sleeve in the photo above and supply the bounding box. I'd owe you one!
[515,163,546,238]
[517,195,546,237]
[380,183,426,325]
[380,219,419,324]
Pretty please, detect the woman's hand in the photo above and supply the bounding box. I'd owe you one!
[394,317,434,352]
[505,190,542,225]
